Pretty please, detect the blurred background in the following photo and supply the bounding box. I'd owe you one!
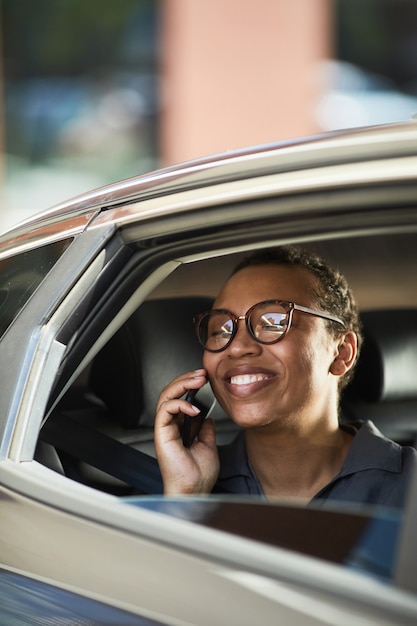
[1,0,417,231]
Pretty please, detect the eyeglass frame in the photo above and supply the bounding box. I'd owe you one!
[193,299,346,353]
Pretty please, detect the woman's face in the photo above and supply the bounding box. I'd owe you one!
[203,264,343,433]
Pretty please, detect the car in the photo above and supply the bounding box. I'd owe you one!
[1,120,417,625]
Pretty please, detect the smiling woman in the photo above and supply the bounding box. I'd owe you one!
[153,245,416,504]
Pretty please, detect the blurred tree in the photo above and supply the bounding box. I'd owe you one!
[337,0,417,93]
[2,0,157,78]
[1,0,159,174]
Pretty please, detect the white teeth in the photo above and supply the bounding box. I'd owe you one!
[230,374,269,385]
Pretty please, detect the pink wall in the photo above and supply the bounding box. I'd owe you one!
[160,0,332,165]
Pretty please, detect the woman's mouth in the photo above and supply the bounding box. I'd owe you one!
[230,373,272,386]
[224,370,275,397]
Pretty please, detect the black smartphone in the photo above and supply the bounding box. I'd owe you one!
[182,389,209,447]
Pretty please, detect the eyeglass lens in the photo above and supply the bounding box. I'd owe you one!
[199,301,291,351]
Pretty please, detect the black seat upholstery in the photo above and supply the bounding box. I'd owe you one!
[90,297,236,443]
[341,309,417,446]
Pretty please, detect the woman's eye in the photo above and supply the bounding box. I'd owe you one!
[218,327,233,338]
[261,323,284,331]
[260,315,287,329]
[210,324,233,338]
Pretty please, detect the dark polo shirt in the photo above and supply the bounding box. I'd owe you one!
[215,421,417,508]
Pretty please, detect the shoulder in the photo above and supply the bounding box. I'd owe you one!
[315,421,416,508]
[343,420,416,473]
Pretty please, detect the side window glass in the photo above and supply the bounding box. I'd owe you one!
[0,239,72,338]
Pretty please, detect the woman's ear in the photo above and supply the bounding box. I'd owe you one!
[330,331,357,377]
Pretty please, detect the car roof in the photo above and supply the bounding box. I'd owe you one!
[1,120,416,258]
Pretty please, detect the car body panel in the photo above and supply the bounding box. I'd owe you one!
[2,463,417,626]
[1,121,417,623]
[0,566,159,626]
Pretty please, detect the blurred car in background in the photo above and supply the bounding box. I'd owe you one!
[1,121,417,625]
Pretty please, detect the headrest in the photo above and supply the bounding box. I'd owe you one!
[346,309,417,403]
[90,297,214,428]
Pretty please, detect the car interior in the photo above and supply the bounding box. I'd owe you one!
[35,230,417,496]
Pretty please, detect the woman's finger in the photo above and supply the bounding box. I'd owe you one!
[156,369,207,412]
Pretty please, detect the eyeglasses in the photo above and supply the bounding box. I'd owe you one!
[194,299,345,352]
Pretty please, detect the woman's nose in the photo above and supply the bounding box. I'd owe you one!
[228,318,261,354]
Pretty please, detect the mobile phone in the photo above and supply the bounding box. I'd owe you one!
[182,389,209,447]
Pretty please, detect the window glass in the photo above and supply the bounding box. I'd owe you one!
[126,496,402,583]
[0,238,72,338]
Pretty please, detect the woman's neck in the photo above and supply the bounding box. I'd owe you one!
[245,423,353,500]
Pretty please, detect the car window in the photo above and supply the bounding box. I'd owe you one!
[126,496,402,583]
[0,238,72,339]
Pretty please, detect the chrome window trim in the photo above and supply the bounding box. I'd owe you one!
[87,157,417,236]
[0,212,97,261]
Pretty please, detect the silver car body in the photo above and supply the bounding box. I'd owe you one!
[1,121,417,624]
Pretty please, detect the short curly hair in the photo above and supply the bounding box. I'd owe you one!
[232,246,362,390]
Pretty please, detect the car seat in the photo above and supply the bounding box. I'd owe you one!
[341,309,417,447]
[89,296,234,439]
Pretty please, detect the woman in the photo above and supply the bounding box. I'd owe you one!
[154,246,416,507]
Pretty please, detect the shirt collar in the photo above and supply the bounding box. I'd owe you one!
[218,420,403,482]
[337,420,404,477]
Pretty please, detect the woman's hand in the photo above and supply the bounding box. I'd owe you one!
[154,369,220,495]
